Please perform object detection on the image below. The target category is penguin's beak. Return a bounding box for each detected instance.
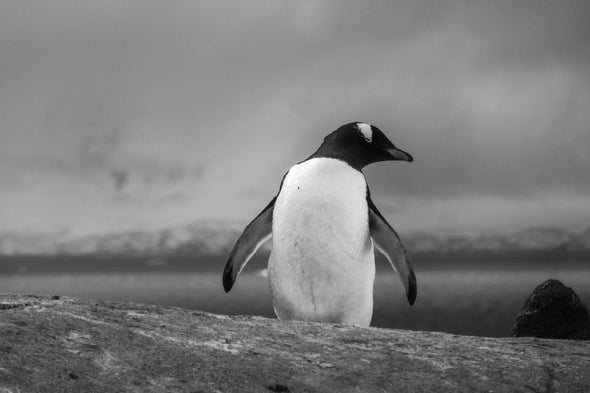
[385,146,413,162]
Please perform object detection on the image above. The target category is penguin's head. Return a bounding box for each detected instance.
[312,122,413,170]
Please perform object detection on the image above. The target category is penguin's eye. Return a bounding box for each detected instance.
[356,123,373,143]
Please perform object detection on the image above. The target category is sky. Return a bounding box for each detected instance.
[0,0,589,237]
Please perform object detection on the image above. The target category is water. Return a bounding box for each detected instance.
[1,255,588,337]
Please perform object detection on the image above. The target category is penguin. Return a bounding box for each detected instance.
[223,122,416,327]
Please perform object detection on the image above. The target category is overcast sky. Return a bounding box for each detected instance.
[1,0,589,236]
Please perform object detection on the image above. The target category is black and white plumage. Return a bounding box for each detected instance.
[223,122,416,326]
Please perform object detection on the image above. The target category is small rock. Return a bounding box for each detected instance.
[267,383,290,392]
[0,303,23,310]
[511,279,590,340]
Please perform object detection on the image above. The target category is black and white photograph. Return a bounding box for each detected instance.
[1,1,589,392]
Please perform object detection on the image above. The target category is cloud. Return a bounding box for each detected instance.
[361,64,590,202]
[109,169,129,191]
[0,0,589,234]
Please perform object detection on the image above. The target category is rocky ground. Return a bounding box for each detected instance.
[1,293,589,392]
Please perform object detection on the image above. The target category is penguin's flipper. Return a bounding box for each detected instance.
[367,196,417,305]
[223,197,275,293]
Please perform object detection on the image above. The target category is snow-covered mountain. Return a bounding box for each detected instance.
[0,223,589,256]
[0,232,63,255]
[405,227,585,253]
[0,221,242,256]
[58,221,247,256]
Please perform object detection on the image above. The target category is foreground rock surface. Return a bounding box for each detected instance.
[511,279,590,340]
[1,294,589,393]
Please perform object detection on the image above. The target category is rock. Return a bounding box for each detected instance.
[0,294,589,392]
[511,279,590,340]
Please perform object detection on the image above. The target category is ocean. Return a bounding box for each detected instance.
[1,253,588,337]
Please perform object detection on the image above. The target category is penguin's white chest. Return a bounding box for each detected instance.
[268,158,375,326]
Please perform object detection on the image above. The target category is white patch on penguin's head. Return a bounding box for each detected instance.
[356,123,372,142]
